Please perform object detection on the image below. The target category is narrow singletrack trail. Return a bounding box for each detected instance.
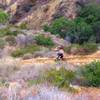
[21,51,100,66]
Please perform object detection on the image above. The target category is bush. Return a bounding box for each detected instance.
[65,44,82,54]
[35,34,54,46]
[80,61,100,87]
[44,17,71,38]
[43,24,49,32]
[0,79,6,87]
[5,36,16,46]
[73,18,93,44]
[11,45,40,57]
[92,21,100,43]
[28,80,40,87]
[64,43,97,55]
[0,39,6,49]
[82,43,97,53]
[0,59,20,78]
[0,10,9,23]
[79,4,100,25]
[19,22,28,29]
[44,17,93,44]
[45,67,76,88]
[0,28,19,37]
[78,4,100,43]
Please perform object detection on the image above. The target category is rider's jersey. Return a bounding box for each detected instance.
[57,49,64,54]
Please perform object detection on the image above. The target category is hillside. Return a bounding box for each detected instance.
[0,0,99,29]
[0,0,100,100]
[1,0,81,29]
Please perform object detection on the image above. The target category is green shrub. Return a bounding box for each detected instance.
[0,38,6,49]
[44,17,71,38]
[0,10,9,23]
[43,24,50,32]
[45,67,76,88]
[82,43,97,53]
[44,17,93,44]
[5,36,16,46]
[19,22,28,29]
[64,44,81,54]
[92,21,100,43]
[28,80,40,87]
[0,79,6,87]
[35,34,54,46]
[0,27,19,37]
[11,45,40,57]
[80,61,100,87]
[64,43,97,55]
[79,4,100,25]
[78,4,100,43]
[92,21,100,33]
[73,18,93,44]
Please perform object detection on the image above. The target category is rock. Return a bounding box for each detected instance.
[6,0,77,29]
[25,34,35,46]
[16,34,26,47]
[33,51,45,58]
[65,36,71,44]
[22,4,33,13]
[50,34,70,46]
[22,53,33,60]
[33,49,56,58]
[69,84,81,92]
[0,25,7,29]
[16,34,35,47]
[70,47,78,55]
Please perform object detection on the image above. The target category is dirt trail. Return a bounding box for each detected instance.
[21,51,100,66]
[20,51,100,99]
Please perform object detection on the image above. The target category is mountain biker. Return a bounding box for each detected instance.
[56,46,64,60]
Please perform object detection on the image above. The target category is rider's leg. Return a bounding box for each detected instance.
[58,53,63,60]
[60,54,64,60]
[56,53,61,60]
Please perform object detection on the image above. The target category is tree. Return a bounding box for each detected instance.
[79,4,100,24]
[81,61,100,87]
[44,17,93,44]
[92,21,100,43]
